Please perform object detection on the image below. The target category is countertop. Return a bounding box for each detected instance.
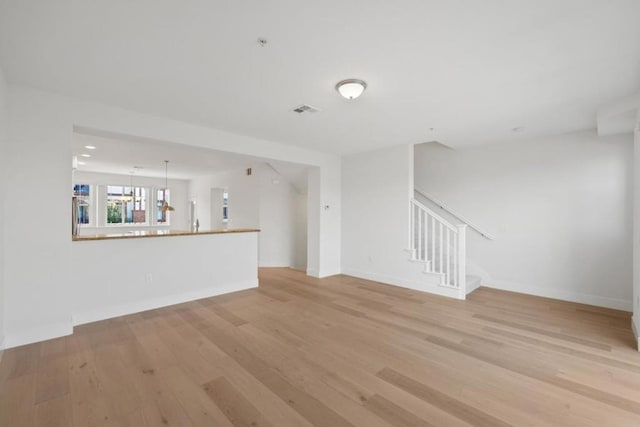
[72,228,260,242]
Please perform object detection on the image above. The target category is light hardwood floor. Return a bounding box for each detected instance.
[2,268,640,426]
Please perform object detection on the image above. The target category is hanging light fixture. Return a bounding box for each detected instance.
[123,172,134,202]
[161,160,175,213]
[336,79,367,100]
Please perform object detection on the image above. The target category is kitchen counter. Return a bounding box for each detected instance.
[72,228,260,241]
[70,227,259,325]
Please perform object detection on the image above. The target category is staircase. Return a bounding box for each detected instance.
[409,198,481,299]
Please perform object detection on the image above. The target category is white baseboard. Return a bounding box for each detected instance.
[342,268,464,300]
[306,268,340,278]
[466,279,481,295]
[3,321,73,350]
[484,279,632,311]
[317,268,341,278]
[633,316,640,352]
[72,278,258,326]
[259,261,291,268]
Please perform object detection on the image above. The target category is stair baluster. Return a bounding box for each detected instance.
[409,199,467,291]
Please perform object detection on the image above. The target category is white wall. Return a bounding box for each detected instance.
[341,145,447,295]
[189,169,259,230]
[634,123,640,348]
[415,130,634,310]
[291,191,308,271]
[258,165,293,267]
[307,168,321,276]
[306,164,342,277]
[0,66,8,351]
[4,87,74,347]
[73,171,189,234]
[71,232,258,325]
[189,164,307,269]
[2,85,340,348]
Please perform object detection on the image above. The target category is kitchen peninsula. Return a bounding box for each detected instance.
[70,228,260,326]
[73,228,260,241]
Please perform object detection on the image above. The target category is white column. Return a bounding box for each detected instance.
[307,160,342,278]
[633,118,640,351]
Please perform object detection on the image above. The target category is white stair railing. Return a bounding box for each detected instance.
[410,199,466,290]
[414,187,494,240]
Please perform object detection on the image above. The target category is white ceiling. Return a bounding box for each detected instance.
[3,1,640,154]
[72,131,310,192]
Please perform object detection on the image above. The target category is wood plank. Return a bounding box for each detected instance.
[35,355,70,404]
[203,376,275,427]
[157,366,234,426]
[473,313,612,351]
[377,367,512,427]
[425,335,640,416]
[364,394,435,427]
[0,373,36,426]
[198,321,356,427]
[1,268,640,426]
[34,394,73,427]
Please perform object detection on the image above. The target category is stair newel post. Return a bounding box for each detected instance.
[456,224,467,293]
[409,201,414,260]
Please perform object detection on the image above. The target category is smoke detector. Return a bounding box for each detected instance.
[292,104,321,114]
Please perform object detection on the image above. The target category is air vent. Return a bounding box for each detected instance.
[292,104,321,114]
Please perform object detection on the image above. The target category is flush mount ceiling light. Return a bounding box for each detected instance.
[81,153,91,158]
[336,79,367,100]
[84,145,96,150]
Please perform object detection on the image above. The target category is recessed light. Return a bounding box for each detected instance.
[81,153,91,158]
[84,145,96,150]
[336,79,367,100]
[77,161,86,166]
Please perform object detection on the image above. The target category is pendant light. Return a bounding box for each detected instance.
[161,160,175,213]
[123,172,134,202]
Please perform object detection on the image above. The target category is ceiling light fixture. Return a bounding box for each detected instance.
[81,153,91,158]
[84,145,96,150]
[77,161,86,166]
[336,79,367,100]
[124,173,134,202]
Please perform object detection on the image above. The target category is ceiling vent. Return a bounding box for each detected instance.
[292,104,321,114]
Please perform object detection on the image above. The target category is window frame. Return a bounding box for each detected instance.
[72,183,173,229]
[73,184,94,227]
[155,187,172,226]
[105,184,150,227]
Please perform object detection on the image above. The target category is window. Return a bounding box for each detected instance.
[156,188,170,224]
[107,185,147,225]
[73,184,90,224]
